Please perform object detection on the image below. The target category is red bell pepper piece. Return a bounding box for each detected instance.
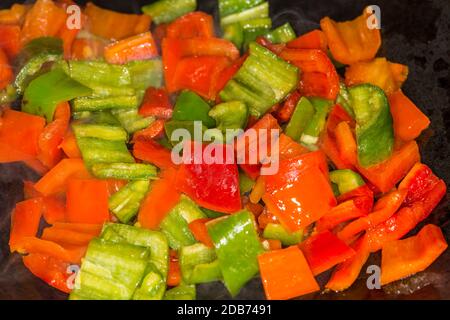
[104,31,158,65]
[34,158,91,196]
[278,134,310,160]
[256,37,286,55]
[133,138,174,170]
[173,55,231,100]
[274,91,302,123]
[188,218,214,248]
[325,235,370,291]
[138,167,181,229]
[176,142,241,214]
[239,163,261,180]
[258,246,320,300]
[299,230,355,275]
[388,90,430,142]
[66,179,110,224]
[23,253,72,293]
[166,12,214,39]
[9,198,43,252]
[41,224,100,246]
[335,121,358,166]
[213,55,247,100]
[356,140,420,193]
[279,48,340,100]
[167,250,181,287]
[367,179,447,252]
[398,163,440,206]
[37,102,71,168]
[315,199,368,232]
[51,222,103,235]
[380,224,448,285]
[263,152,336,232]
[287,30,328,51]
[59,130,82,159]
[42,195,66,224]
[0,25,21,59]
[337,189,407,243]
[133,119,166,142]
[139,87,173,120]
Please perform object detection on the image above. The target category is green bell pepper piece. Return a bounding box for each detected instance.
[221,2,269,26]
[209,101,248,134]
[126,60,163,90]
[164,120,207,146]
[0,85,18,105]
[201,208,226,219]
[219,0,265,18]
[223,23,244,49]
[22,68,91,121]
[72,123,128,141]
[101,223,169,280]
[133,264,166,300]
[91,163,158,180]
[179,243,221,284]
[263,223,303,246]
[300,97,333,145]
[264,22,297,44]
[160,195,207,250]
[207,210,264,296]
[109,180,150,223]
[220,42,298,118]
[75,137,134,166]
[67,60,131,88]
[336,82,355,118]
[73,110,121,126]
[239,171,255,194]
[164,284,196,300]
[348,84,394,167]
[142,0,196,24]
[172,91,216,128]
[329,169,365,195]
[111,108,155,134]
[285,96,315,141]
[72,95,139,112]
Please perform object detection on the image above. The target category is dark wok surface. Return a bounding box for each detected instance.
[0,0,449,300]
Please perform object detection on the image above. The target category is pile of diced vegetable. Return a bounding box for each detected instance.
[0,0,447,300]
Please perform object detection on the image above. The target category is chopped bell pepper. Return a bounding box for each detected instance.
[164,284,196,300]
[85,2,151,40]
[263,152,336,232]
[279,48,340,100]
[315,199,369,232]
[219,0,265,18]
[0,25,21,59]
[9,198,43,252]
[285,96,315,141]
[207,210,264,296]
[91,163,158,180]
[299,230,355,275]
[133,264,166,300]
[66,179,110,224]
[300,98,333,145]
[142,0,196,24]
[0,4,28,25]
[209,101,248,134]
[258,245,320,300]
[139,87,173,120]
[104,32,158,65]
[220,2,269,26]
[264,23,296,44]
[176,142,241,214]
[188,218,214,248]
[398,163,440,206]
[41,194,66,224]
[133,139,174,170]
[320,7,381,65]
[274,90,301,123]
[220,42,298,118]
[109,180,150,223]
[166,11,214,39]
[111,108,155,134]
[348,84,394,167]
[23,68,92,122]
[172,90,216,128]
[336,82,355,118]
[179,243,221,284]
[263,223,303,246]
[287,29,327,51]
[380,224,448,285]
[0,48,13,91]
[329,169,365,195]
[72,95,139,113]
[345,58,409,96]
[239,171,255,194]
[60,130,82,159]
[334,121,358,166]
[41,225,99,246]
[388,90,430,142]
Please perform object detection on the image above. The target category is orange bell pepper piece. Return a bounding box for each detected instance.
[367,179,446,253]
[388,90,430,142]
[23,253,72,293]
[356,140,420,193]
[334,121,357,166]
[0,25,21,59]
[345,58,409,95]
[381,224,448,285]
[166,12,214,39]
[337,189,407,243]
[20,0,66,45]
[315,199,368,232]
[41,225,100,246]
[0,4,28,25]
[133,138,175,170]
[9,198,44,252]
[84,2,151,40]
[326,235,370,291]
[320,7,381,65]
[0,48,13,90]
[188,218,214,248]
[263,154,336,232]
[37,102,71,168]
[258,246,320,300]
[167,251,181,287]
[59,130,82,159]
[398,163,440,206]
[34,158,91,196]
[138,167,181,229]
[42,195,66,224]
[265,239,282,251]
[51,222,103,235]
[249,176,265,204]
[299,230,355,275]
[71,38,106,60]
[257,208,279,230]
[0,109,46,159]
[66,179,110,224]
[277,133,309,160]
[104,31,158,65]
[287,30,328,51]
[139,87,173,119]
[279,48,340,100]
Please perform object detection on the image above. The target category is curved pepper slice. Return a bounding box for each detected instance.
[166,11,215,39]
[349,84,394,167]
[104,32,158,65]
[398,163,440,206]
